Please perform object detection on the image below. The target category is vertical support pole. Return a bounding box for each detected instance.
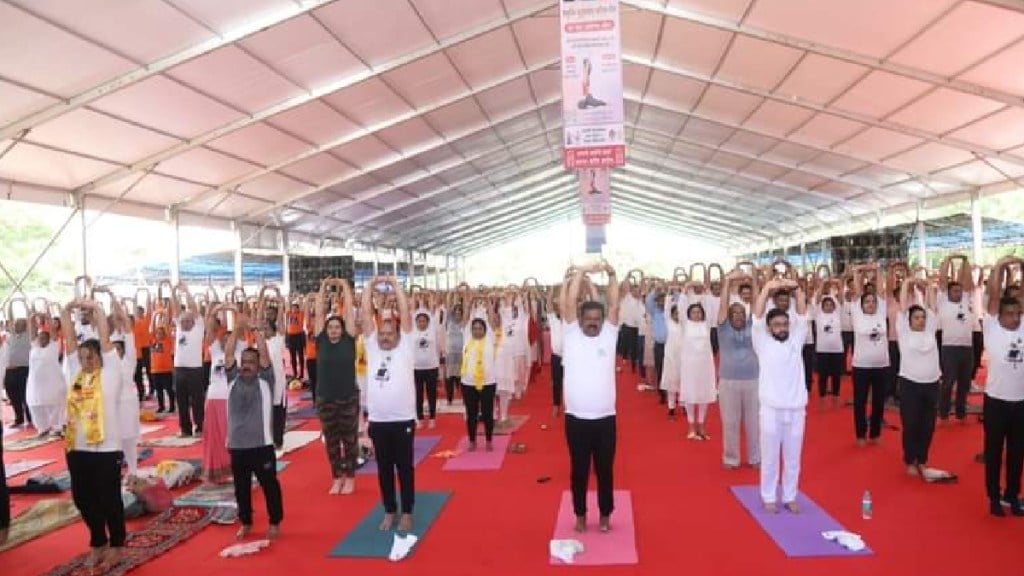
[445,254,451,290]
[800,242,807,273]
[372,245,379,277]
[408,249,414,290]
[916,220,927,269]
[281,230,291,294]
[169,208,181,285]
[78,193,88,277]
[232,222,243,287]
[971,191,984,264]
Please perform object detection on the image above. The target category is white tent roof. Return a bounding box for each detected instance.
[2,0,1024,255]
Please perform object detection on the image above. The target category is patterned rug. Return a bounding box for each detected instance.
[42,506,214,576]
[5,458,56,479]
[139,436,202,448]
[5,435,60,451]
[0,499,81,553]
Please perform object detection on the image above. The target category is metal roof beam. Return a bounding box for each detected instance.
[420,196,579,252]
[453,210,576,255]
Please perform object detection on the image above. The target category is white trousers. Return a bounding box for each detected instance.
[759,406,805,504]
[28,403,63,433]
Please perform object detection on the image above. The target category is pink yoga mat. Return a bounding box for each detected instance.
[442,436,511,471]
[550,490,638,566]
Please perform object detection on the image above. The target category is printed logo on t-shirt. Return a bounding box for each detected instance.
[823,323,834,334]
[214,360,225,375]
[1007,339,1022,369]
[178,335,187,346]
[152,341,164,353]
[869,326,882,343]
[418,338,428,349]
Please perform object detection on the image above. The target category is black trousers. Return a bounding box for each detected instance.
[983,395,1024,503]
[367,420,416,515]
[286,333,306,380]
[972,331,984,381]
[3,366,30,425]
[230,445,283,526]
[899,378,938,466]
[817,352,844,398]
[551,354,564,407]
[565,414,616,518]
[152,372,175,412]
[887,341,901,402]
[654,342,666,402]
[414,368,439,420]
[853,367,888,440]
[619,325,639,370]
[67,451,125,548]
[272,404,286,448]
[0,423,9,530]
[444,376,459,404]
[841,331,854,372]
[710,327,719,356]
[174,367,206,436]
[636,335,646,379]
[940,346,974,420]
[134,346,151,401]
[306,358,318,400]
[802,344,815,393]
[202,361,212,392]
[462,384,496,443]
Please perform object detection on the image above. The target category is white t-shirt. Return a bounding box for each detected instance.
[207,341,229,400]
[173,320,205,368]
[897,311,941,383]
[938,292,974,347]
[547,313,563,356]
[27,341,65,406]
[840,300,854,332]
[562,321,618,419]
[364,332,417,422]
[752,312,808,410]
[117,331,138,402]
[620,295,643,328]
[815,308,844,353]
[267,335,286,405]
[69,349,124,452]
[852,300,889,368]
[983,313,1024,402]
[413,317,440,370]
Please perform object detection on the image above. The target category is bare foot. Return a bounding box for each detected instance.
[551,406,559,418]
[485,441,493,452]
[267,524,281,540]
[340,477,355,495]
[468,442,477,452]
[102,546,124,568]
[379,513,395,531]
[574,516,587,533]
[906,465,920,476]
[236,524,252,540]
[867,438,880,446]
[599,516,610,532]
[398,513,413,532]
[856,439,867,448]
[764,502,779,514]
[783,501,801,514]
[329,478,343,495]
[0,528,8,546]
[85,547,105,568]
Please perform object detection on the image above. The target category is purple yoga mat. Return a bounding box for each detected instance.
[730,485,873,557]
[357,435,441,476]
[550,490,638,566]
[442,436,511,471]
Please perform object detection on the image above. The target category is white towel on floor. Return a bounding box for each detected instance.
[549,539,585,563]
[389,534,419,562]
[822,530,866,552]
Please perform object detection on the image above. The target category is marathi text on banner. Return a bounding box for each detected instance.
[560,0,625,169]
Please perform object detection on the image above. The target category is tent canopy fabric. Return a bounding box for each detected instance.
[2,0,1023,255]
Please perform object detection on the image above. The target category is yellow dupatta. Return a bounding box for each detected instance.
[66,368,105,450]
[461,331,502,391]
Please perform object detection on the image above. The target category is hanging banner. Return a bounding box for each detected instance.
[560,0,626,169]
[579,167,611,225]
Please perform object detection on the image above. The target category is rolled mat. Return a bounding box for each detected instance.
[358,435,441,476]
[549,490,638,566]
[730,485,873,557]
[42,506,215,576]
[328,491,451,559]
[442,436,511,471]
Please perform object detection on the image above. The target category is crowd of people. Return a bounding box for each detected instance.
[1,253,1023,568]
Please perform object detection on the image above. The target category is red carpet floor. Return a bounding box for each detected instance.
[2,362,1018,576]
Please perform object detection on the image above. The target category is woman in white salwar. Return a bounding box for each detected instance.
[493,310,517,424]
[660,298,683,418]
[27,314,66,437]
[107,296,141,477]
[680,297,717,440]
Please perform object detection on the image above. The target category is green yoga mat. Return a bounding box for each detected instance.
[328,491,451,559]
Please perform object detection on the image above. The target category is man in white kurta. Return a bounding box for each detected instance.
[752,281,809,513]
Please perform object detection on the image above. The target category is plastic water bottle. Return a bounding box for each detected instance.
[861,490,873,520]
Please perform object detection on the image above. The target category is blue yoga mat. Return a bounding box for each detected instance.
[328,490,451,559]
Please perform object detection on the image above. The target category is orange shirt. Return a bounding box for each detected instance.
[305,332,317,360]
[150,334,173,374]
[133,316,151,355]
[286,310,305,335]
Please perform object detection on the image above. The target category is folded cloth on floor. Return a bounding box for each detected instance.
[220,540,271,558]
[389,534,419,562]
[550,539,585,564]
[822,530,866,552]
[921,467,958,484]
